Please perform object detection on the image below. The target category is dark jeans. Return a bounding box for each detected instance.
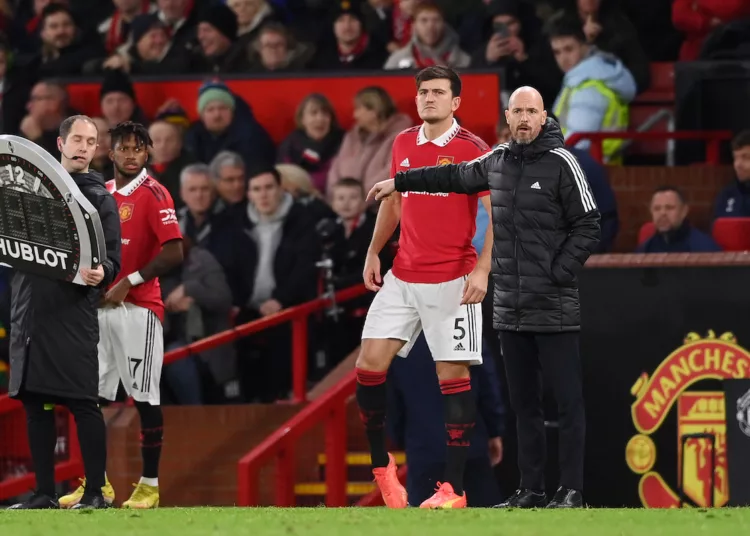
[499,330,585,491]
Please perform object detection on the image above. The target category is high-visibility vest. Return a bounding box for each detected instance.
[553,79,629,164]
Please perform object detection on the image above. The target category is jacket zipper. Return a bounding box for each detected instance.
[513,158,523,331]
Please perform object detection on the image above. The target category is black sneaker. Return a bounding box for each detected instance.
[7,492,59,509]
[71,493,110,510]
[493,488,547,508]
[546,486,583,508]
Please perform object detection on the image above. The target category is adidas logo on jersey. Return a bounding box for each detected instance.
[454,342,465,351]
[400,158,410,167]
[531,182,541,190]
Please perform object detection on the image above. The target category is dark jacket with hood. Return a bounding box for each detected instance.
[394,119,600,332]
[9,171,121,400]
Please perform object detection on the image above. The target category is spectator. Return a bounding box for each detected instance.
[29,3,105,77]
[326,86,412,195]
[276,163,336,223]
[19,80,70,159]
[99,68,149,128]
[636,186,721,253]
[672,0,750,61]
[0,36,34,136]
[90,117,114,180]
[277,93,344,195]
[559,0,651,94]
[101,14,190,75]
[361,0,394,52]
[161,236,237,405]
[713,130,750,219]
[192,2,250,74]
[97,0,156,55]
[228,0,280,49]
[495,115,511,146]
[232,168,319,401]
[249,22,314,72]
[470,0,561,108]
[209,150,247,211]
[390,0,416,52]
[184,79,276,170]
[311,2,387,70]
[148,115,196,207]
[384,2,470,70]
[154,0,199,66]
[387,333,505,507]
[548,16,636,163]
[177,163,254,306]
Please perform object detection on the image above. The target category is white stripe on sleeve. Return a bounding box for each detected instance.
[551,148,596,213]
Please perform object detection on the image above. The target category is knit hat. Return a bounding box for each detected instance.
[130,13,166,46]
[333,0,365,25]
[486,0,521,18]
[197,79,235,114]
[199,2,239,42]
[155,104,191,130]
[100,68,135,101]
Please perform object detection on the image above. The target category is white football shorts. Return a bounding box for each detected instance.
[361,270,482,365]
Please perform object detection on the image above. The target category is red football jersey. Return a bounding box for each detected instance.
[390,120,490,284]
[106,170,182,322]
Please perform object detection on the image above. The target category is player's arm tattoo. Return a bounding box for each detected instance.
[137,239,184,283]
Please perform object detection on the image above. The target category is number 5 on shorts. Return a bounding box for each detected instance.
[453,318,466,341]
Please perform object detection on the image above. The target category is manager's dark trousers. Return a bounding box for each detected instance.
[499,331,585,492]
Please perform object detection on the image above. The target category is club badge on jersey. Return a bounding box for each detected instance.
[0,135,107,284]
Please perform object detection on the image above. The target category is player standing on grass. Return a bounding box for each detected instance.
[356,66,497,509]
[59,122,183,509]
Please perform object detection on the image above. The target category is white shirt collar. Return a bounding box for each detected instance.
[116,168,148,196]
[416,119,460,147]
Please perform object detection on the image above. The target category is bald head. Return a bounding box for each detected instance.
[505,86,546,145]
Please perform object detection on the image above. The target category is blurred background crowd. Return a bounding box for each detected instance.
[0,0,748,409]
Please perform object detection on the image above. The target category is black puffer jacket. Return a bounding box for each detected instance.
[394,119,600,332]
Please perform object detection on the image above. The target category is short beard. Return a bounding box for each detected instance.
[513,136,532,145]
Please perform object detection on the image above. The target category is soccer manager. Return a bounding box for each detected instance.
[368,87,600,509]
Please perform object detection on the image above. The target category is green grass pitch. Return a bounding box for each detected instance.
[2,507,750,536]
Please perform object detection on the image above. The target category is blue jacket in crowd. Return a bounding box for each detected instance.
[635,222,721,253]
[386,333,506,464]
[714,179,750,219]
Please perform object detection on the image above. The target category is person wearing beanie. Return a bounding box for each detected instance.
[184,79,276,170]
[311,1,387,70]
[191,1,250,74]
[99,68,146,128]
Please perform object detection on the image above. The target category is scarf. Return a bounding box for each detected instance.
[105,0,152,53]
[338,33,369,64]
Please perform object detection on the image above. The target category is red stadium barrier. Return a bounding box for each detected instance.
[64,72,500,145]
[0,284,368,502]
[565,130,734,165]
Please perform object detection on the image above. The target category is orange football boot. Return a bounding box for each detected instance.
[372,453,407,508]
[419,482,467,509]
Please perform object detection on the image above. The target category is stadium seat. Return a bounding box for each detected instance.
[711,218,750,251]
[638,222,656,245]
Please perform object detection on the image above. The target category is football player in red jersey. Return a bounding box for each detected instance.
[355,66,497,509]
[60,122,183,510]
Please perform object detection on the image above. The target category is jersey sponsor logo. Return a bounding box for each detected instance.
[625,330,750,508]
[121,238,130,245]
[409,191,449,198]
[120,203,134,222]
[160,208,177,225]
[437,155,454,165]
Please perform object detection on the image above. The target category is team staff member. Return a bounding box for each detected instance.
[368,87,600,509]
[8,115,122,510]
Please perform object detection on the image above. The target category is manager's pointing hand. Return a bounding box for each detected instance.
[367,179,397,202]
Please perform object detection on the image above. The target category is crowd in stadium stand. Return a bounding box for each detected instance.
[0,0,749,404]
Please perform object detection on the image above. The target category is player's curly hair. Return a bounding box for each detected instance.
[109,121,153,149]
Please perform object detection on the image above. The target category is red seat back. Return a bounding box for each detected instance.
[638,222,656,244]
[712,218,750,251]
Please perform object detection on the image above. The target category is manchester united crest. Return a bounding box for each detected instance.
[119,203,134,222]
[436,155,454,165]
